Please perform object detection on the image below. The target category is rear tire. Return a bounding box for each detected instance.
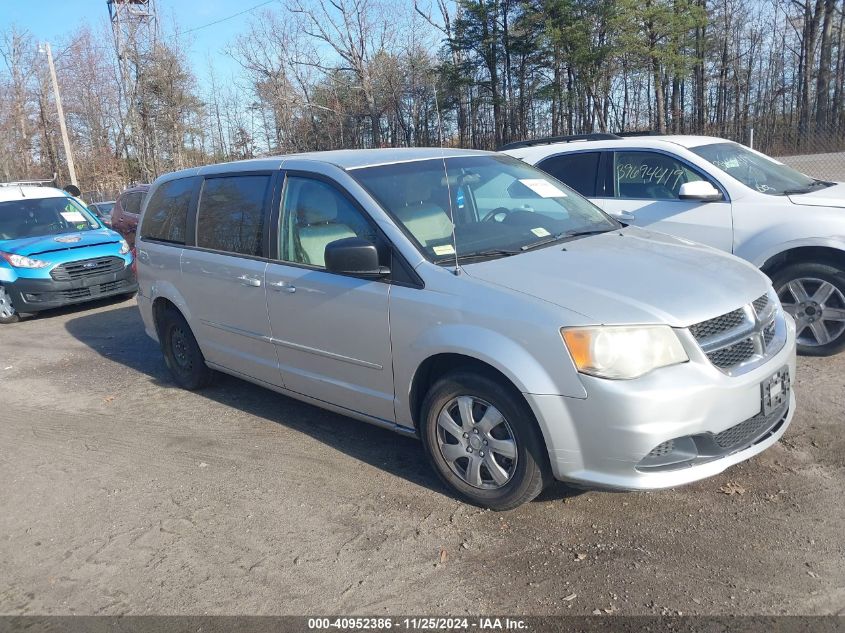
[0,285,20,324]
[420,371,552,510]
[158,307,213,390]
[772,262,845,357]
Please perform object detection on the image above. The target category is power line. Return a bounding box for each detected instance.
[183,0,278,34]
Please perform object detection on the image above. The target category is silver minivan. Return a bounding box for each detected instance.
[136,148,797,510]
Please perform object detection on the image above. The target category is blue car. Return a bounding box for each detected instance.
[0,185,138,324]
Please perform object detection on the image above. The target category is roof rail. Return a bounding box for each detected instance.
[615,130,661,137]
[498,133,622,151]
[0,174,57,188]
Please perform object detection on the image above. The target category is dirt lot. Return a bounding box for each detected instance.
[0,296,843,616]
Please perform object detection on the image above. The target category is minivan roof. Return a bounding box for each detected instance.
[157,147,496,184]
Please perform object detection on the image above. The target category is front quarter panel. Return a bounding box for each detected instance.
[731,200,845,268]
[390,264,589,430]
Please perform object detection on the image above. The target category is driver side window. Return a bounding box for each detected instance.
[614,151,707,200]
[280,177,377,269]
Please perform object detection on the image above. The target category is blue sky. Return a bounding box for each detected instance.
[2,0,280,90]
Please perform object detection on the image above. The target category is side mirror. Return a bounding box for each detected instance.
[324,237,389,277]
[678,181,722,202]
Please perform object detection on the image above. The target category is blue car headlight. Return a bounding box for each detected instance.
[0,251,51,269]
[119,239,130,255]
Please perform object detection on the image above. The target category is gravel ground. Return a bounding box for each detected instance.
[0,297,843,616]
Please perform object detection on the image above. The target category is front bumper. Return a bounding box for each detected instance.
[6,264,137,313]
[526,316,797,490]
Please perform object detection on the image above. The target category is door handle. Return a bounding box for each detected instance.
[268,280,296,293]
[237,275,262,287]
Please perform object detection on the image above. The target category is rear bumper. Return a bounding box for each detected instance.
[6,265,137,313]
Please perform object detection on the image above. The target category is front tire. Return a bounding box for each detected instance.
[158,307,214,390]
[772,262,845,356]
[420,371,551,510]
[0,285,20,324]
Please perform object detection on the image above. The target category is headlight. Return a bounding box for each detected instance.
[119,239,130,255]
[0,251,51,269]
[561,325,688,379]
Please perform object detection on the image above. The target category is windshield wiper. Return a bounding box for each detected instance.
[519,228,613,251]
[782,180,834,195]
[455,249,521,262]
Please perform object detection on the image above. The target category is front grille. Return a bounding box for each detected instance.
[752,294,769,315]
[713,402,788,449]
[62,287,91,300]
[638,401,790,472]
[763,321,776,346]
[50,256,125,281]
[689,293,783,374]
[707,338,756,368]
[689,308,746,340]
[646,439,675,458]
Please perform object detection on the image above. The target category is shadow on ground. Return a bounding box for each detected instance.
[65,304,581,506]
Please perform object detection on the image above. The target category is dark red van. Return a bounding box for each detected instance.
[110,184,149,247]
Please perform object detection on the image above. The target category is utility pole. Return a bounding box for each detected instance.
[40,42,77,187]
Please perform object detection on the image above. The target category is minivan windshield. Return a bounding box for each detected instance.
[691,142,831,196]
[0,196,100,241]
[352,154,618,262]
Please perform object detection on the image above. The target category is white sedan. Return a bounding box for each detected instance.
[504,134,845,356]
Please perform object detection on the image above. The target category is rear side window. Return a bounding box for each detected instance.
[140,178,194,244]
[196,175,271,257]
[121,192,143,216]
[537,152,600,197]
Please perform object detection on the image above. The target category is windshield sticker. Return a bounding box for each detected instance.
[519,179,567,198]
[433,244,456,256]
[531,227,551,237]
[60,211,86,223]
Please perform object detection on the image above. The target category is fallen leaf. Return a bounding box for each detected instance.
[562,593,577,602]
[103,395,115,403]
[575,553,587,561]
[439,548,448,563]
[719,482,746,495]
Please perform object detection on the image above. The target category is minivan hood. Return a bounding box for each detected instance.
[788,182,845,207]
[463,227,769,327]
[0,229,120,257]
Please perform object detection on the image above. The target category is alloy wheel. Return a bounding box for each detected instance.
[778,277,845,347]
[435,396,518,490]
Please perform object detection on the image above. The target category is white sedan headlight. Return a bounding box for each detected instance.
[0,251,51,269]
[561,325,688,379]
[119,239,130,255]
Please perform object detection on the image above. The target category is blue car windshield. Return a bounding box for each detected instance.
[0,196,100,240]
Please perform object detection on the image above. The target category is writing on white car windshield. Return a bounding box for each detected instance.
[352,154,618,263]
[691,142,833,196]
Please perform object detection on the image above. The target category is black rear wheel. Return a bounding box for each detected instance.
[158,308,213,390]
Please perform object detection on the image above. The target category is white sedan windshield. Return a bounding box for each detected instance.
[352,155,618,262]
[691,142,828,196]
